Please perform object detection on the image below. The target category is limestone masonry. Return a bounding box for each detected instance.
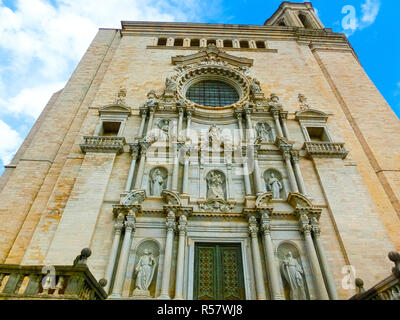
[0,2,399,300]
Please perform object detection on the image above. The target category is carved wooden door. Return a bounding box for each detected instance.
[194,243,245,300]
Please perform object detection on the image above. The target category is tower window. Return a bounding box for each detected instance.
[191,39,200,47]
[278,19,286,26]
[174,38,183,46]
[256,41,266,49]
[207,39,217,46]
[157,38,167,46]
[223,40,233,48]
[239,40,249,48]
[299,13,313,29]
[186,80,239,107]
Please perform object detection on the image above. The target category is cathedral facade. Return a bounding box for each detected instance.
[1,2,400,300]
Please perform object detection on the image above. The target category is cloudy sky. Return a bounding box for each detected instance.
[0,0,398,173]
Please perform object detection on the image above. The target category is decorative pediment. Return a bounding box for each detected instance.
[198,199,235,213]
[121,190,146,206]
[171,44,253,68]
[162,190,182,206]
[255,192,273,208]
[295,109,328,122]
[287,192,313,209]
[99,104,131,117]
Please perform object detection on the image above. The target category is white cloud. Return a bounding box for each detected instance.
[0,119,23,165]
[360,0,381,27]
[341,0,380,37]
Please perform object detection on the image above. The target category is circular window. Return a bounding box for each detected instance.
[186,80,239,107]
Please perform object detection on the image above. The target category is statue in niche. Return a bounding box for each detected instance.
[207,171,226,200]
[280,251,307,300]
[134,249,156,292]
[266,173,283,199]
[165,77,177,92]
[145,90,158,109]
[208,124,222,149]
[151,169,165,196]
[250,78,261,94]
[267,93,283,109]
[157,119,170,140]
[256,122,274,142]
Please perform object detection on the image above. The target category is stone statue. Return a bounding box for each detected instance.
[250,78,261,94]
[280,251,307,300]
[134,249,156,292]
[298,93,310,110]
[145,90,158,109]
[267,93,283,109]
[208,124,221,149]
[256,123,273,142]
[267,173,282,199]
[165,77,177,91]
[157,119,170,140]
[207,171,225,200]
[151,169,165,196]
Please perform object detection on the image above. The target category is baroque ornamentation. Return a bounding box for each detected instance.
[199,199,235,213]
[298,93,310,110]
[162,190,182,206]
[280,250,307,300]
[256,122,274,143]
[121,190,145,206]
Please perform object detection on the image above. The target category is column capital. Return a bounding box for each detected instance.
[186,109,193,118]
[124,215,136,233]
[129,143,140,158]
[114,213,125,235]
[311,216,321,237]
[279,111,288,121]
[291,149,300,162]
[248,216,259,237]
[166,211,177,232]
[140,107,148,116]
[270,107,280,119]
[139,141,151,155]
[260,209,273,234]
[235,109,243,119]
[298,211,312,235]
[178,215,188,235]
[244,107,253,117]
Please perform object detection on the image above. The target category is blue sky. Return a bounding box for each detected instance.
[0,0,398,175]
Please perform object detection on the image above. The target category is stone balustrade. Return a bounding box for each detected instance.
[350,252,400,300]
[0,249,107,300]
[80,136,125,154]
[304,141,348,159]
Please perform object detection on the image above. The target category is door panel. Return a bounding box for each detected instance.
[194,243,245,300]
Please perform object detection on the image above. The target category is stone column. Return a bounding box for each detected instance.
[244,108,254,142]
[147,107,155,133]
[311,218,339,300]
[104,213,125,294]
[260,210,282,300]
[134,142,149,190]
[124,143,140,192]
[242,147,252,196]
[280,112,290,140]
[111,214,136,297]
[227,164,233,200]
[174,215,187,300]
[291,150,307,195]
[298,212,329,300]
[249,216,267,300]
[138,107,148,138]
[185,110,192,140]
[171,143,182,192]
[182,150,190,195]
[283,150,299,193]
[235,110,244,142]
[253,146,264,195]
[177,107,184,140]
[158,211,176,299]
[271,109,284,137]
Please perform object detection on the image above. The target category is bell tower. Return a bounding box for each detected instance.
[264,1,324,29]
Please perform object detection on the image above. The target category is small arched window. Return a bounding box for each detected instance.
[298,13,313,29]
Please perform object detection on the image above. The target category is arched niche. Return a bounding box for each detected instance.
[264,169,286,199]
[256,122,275,143]
[206,170,227,201]
[149,167,168,197]
[130,239,160,298]
[277,242,309,300]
